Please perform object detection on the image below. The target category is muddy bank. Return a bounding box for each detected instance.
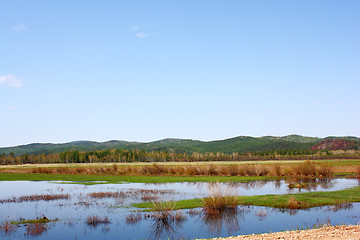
[205,225,360,240]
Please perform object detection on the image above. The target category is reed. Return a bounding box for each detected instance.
[86,216,110,227]
[0,194,70,204]
[126,213,142,225]
[316,164,333,177]
[272,163,282,176]
[0,222,16,234]
[201,184,239,215]
[112,163,118,172]
[151,201,175,220]
[87,191,126,199]
[25,223,47,236]
[290,160,317,177]
[287,197,303,209]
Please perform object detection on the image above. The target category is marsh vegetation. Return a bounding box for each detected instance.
[0,161,359,239]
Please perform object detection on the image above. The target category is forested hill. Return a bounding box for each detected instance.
[1,135,359,156]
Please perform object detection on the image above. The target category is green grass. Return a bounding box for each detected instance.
[10,218,58,225]
[133,186,360,210]
[0,173,274,184]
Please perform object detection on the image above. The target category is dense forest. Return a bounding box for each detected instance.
[1,148,359,165]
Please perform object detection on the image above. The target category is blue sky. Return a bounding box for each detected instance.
[1,1,359,147]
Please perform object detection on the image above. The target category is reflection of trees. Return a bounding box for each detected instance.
[201,207,243,235]
[274,179,282,190]
[325,202,353,212]
[285,178,334,192]
[317,178,334,189]
[277,208,301,216]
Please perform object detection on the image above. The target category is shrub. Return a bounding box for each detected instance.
[316,164,333,177]
[256,165,270,176]
[287,197,302,209]
[201,184,239,215]
[272,163,282,176]
[207,164,218,176]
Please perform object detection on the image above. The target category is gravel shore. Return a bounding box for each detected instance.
[203,225,360,240]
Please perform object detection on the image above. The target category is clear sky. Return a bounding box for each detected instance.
[1,1,359,147]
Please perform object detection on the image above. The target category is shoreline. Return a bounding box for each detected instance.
[203,225,360,240]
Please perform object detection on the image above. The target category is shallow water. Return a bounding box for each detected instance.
[0,178,359,240]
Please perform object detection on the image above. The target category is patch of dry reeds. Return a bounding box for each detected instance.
[25,223,47,236]
[290,160,317,177]
[87,191,126,199]
[86,216,110,227]
[0,194,70,204]
[272,163,282,176]
[151,202,175,220]
[126,213,142,225]
[201,184,239,215]
[141,163,164,175]
[112,163,118,172]
[0,222,16,234]
[287,197,302,209]
[255,165,270,176]
[316,164,333,177]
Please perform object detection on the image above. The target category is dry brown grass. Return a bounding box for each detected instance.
[0,194,70,204]
[86,216,110,227]
[25,223,47,236]
[201,184,239,215]
[316,164,333,177]
[141,163,165,175]
[126,213,142,225]
[289,160,317,177]
[0,222,16,234]
[151,202,176,220]
[87,191,126,199]
[173,211,186,223]
[2,160,357,177]
[287,197,303,209]
[272,163,282,176]
[112,163,118,172]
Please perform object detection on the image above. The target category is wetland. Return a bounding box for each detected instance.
[1,177,359,240]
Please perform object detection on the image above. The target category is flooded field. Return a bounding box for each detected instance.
[0,178,359,240]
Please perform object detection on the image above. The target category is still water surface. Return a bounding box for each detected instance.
[0,178,359,240]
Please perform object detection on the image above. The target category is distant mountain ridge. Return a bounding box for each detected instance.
[1,135,359,156]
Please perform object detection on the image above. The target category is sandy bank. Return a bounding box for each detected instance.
[203,225,360,240]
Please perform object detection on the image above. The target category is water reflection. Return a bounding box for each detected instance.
[274,179,282,190]
[0,179,359,240]
[201,207,243,235]
[325,202,353,212]
[285,178,334,192]
[149,211,186,240]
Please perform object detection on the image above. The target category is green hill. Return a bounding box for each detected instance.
[1,135,359,156]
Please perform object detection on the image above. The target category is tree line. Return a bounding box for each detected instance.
[1,148,359,165]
